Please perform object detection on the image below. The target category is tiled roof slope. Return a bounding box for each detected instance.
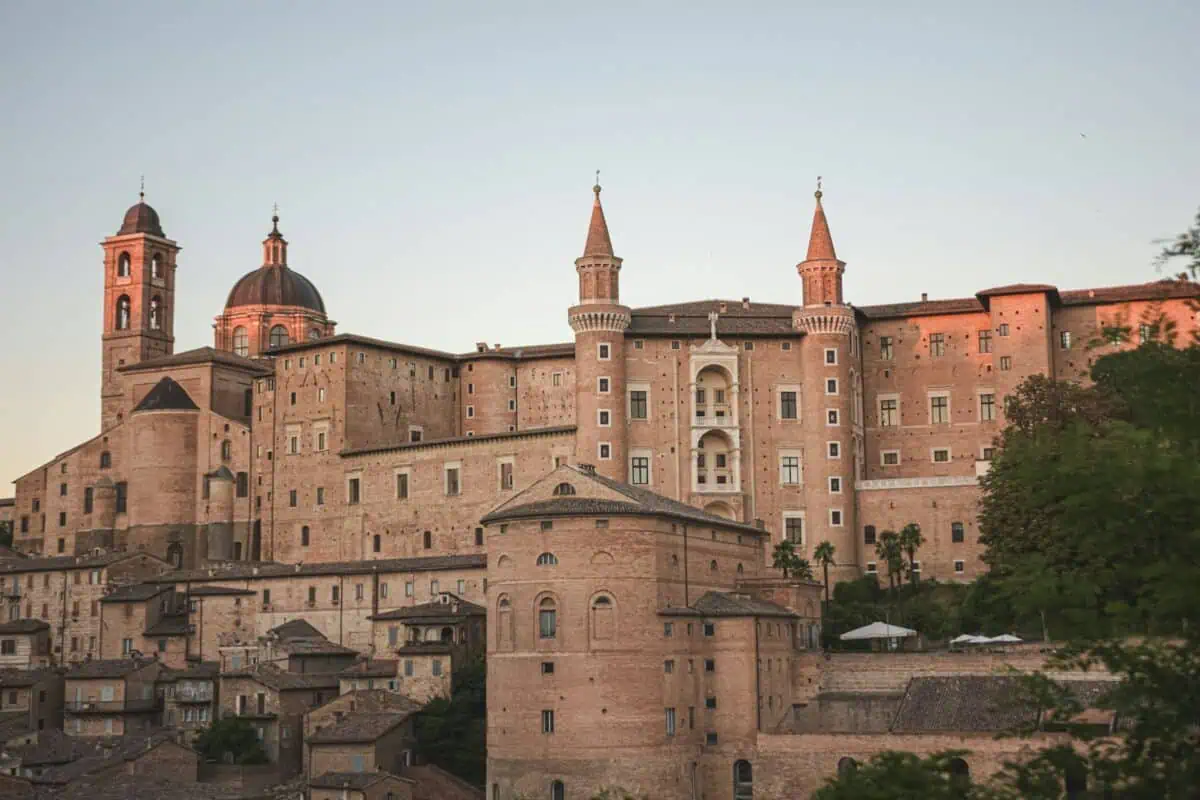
[660,590,798,619]
[890,676,1118,733]
[132,377,199,412]
[157,554,486,583]
[118,346,270,375]
[307,712,411,744]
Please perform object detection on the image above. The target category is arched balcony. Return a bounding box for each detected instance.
[691,428,741,494]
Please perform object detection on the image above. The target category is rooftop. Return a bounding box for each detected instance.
[370,593,484,622]
[158,553,486,583]
[0,618,50,634]
[342,424,574,458]
[337,659,399,679]
[309,771,411,790]
[118,346,270,375]
[308,712,411,745]
[131,377,200,412]
[65,657,157,680]
[101,583,171,603]
[659,590,798,619]
[0,550,166,576]
[223,664,339,692]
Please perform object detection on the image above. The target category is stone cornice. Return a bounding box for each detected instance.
[569,308,632,334]
[793,306,856,336]
[856,476,979,491]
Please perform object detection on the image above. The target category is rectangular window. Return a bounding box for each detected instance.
[445,467,460,496]
[998,323,1010,337]
[999,356,1012,371]
[499,462,513,491]
[779,456,801,486]
[695,388,706,406]
[410,427,423,442]
[83,488,93,514]
[982,446,996,461]
[541,662,555,675]
[664,622,674,637]
[951,522,965,543]
[347,477,361,505]
[929,333,945,357]
[236,472,248,497]
[289,435,299,454]
[824,347,837,365]
[866,562,877,574]
[316,487,324,505]
[630,456,650,486]
[665,707,677,736]
[880,336,894,360]
[933,448,951,463]
[598,377,610,393]
[551,372,562,386]
[664,659,675,674]
[825,378,838,395]
[542,709,555,734]
[598,443,611,460]
[598,410,611,426]
[540,608,557,639]
[864,525,876,545]
[829,476,841,493]
[475,527,484,546]
[703,622,715,637]
[828,441,840,459]
[405,581,414,597]
[979,393,996,421]
[705,696,717,710]
[785,515,803,544]
[978,329,992,353]
[1139,323,1152,343]
[629,390,648,419]
[830,509,843,526]
[58,512,66,527]
[288,489,297,507]
[827,409,839,426]
[879,397,898,427]
[598,343,610,360]
[317,431,326,451]
[777,393,796,422]
[930,395,949,424]
[954,560,965,574]
[1060,330,1071,349]
[466,406,475,418]
[432,659,443,676]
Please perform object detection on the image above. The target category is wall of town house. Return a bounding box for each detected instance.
[341,346,459,451]
[461,358,516,436]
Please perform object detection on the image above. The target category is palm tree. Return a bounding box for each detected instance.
[813,540,836,604]
[772,539,803,578]
[898,523,925,585]
[875,530,904,593]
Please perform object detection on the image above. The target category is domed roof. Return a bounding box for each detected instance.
[225,265,326,313]
[118,198,165,237]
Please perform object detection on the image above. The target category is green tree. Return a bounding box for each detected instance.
[414,656,486,785]
[192,717,268,765]
[898,523,924,585]
[772,539,813,580]
[812,751,980,799]
[0,521,12,549]
[874,531,904,593]
[814,540,836,604]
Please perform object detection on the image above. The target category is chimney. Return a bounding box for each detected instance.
[475,342,487,353]
[742,297,750,310]
[578,463,596,475]
[493,343,502,351]
[921,293,928,302]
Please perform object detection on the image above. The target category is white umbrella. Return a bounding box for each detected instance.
[840,621,918,641]
[950,634,978,644]
[989,634,1023,643]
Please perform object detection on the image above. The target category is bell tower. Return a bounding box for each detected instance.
[569,178,631,480]
[100,188,180,430]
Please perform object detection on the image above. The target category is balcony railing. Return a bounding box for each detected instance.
[174,689,214,703]
[65,697,160,714]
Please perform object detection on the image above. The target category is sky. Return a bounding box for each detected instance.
[1,1,1198,489]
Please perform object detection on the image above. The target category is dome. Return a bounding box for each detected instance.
[118,200,165,237]
[225,265,326,313]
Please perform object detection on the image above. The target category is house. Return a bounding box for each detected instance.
[0,668,63,744]
[303,689,421,776]
[0,620,51,669]
[307,712,417,781]
[63,657,162,736]
[370,593,484,703]
[309,770,414,800]
[263,619,359,675]
[337,659,399,695]
[219,663,338,777]
[98,583,191,665]
[28,730,198,790]
[161,661,219,742]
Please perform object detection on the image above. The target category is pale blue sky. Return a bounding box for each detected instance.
[2,1,1198,488]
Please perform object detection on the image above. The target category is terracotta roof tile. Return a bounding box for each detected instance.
[132,377,199,412]
[308,712,411,745]
[159,554,486,583]
[659,590,798,619]
[582,185,614,258]
[118,346,271,375]
[805,192,838,261]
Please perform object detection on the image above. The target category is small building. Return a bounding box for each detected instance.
[63,657,162,736]
[263,619,359,674]
[307,712,417,780]
[0,667,64,744]
[370,592,484,703]
[219,663,338,777]
[309,770,414,800]
[28,730,198,791]
[160,661,219,742]
[303,689,421,776]
[98,583,191,665]
[337,659,399,695]
[0,620,52,669]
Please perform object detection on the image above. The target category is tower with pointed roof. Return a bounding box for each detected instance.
[100,190,181,430]
[569,181,631,480]
[793,185,862,581]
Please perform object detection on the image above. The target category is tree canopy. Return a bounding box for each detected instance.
[414,656,486,785]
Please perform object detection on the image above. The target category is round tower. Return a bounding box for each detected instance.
[205,466,236,562]
[569,181,630,480]
[793,185,861,582]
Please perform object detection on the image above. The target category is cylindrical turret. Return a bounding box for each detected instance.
[205,466,235,562]
[128,377,200,561]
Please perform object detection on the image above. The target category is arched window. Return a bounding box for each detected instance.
[552,482,576,496]
[837,757,857,777]
[117,252,131,277]
[166,543,184,569]
[591,595,614,641]
[497,595,514,651]
[221,440,232,461]
[710,559,718,573]
[551,781,565,800]
[948,757,970,788]
[99,452,111,469]
[149,296,162,330]
[150,253,162,280]
[737,563,744,574]
[115,296,131,330]
[536,553,558,567]
[308,328,321,340]
[423,531,432,549]
[268,325,289,349]
[301,526,310,546]
[232,327,249,357]
[440,626,454,643]
[733,760,753,800]
[538,598,557,639]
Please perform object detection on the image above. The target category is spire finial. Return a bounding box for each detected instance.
[272,203,280,232]
[139,175,145,202]
[593,169,601,195]
[815,175,823,200]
